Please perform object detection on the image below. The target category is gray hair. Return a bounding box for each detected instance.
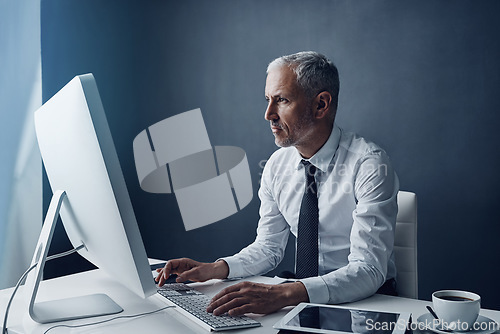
[267,51,340,110]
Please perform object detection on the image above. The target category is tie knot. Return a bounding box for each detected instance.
[301,160,317,178]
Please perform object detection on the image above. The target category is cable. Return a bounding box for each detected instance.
[2,244,85,334]
[42,305,175,334]
[45,244,86,262]
[2,263,37,334]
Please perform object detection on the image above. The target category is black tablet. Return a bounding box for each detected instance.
[273,303,411,334]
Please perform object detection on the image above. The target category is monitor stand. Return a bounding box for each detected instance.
[25,190,123,324]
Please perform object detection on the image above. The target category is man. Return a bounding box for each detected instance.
[156,51,399,317]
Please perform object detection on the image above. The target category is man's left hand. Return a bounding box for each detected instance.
[207,281,309,316]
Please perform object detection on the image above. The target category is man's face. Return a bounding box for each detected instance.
[264,66,315,148]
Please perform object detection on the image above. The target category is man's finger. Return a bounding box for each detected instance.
[161,261,172,280]
[227,303,254,316]
[176,271,192,282]
[164,259,187,279]
[210,283,242,303]
[212,296,248,316]
[207,290,244,313]
[156,269,166,287]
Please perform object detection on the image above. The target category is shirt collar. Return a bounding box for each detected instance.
[294,124,341,173]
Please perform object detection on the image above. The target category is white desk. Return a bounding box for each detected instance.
[1,268,500,333]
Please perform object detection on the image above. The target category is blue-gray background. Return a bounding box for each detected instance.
[41,0,500,309]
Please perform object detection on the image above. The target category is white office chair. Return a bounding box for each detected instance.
[394,191,418,299]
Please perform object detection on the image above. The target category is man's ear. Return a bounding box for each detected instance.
[313,91,332,120]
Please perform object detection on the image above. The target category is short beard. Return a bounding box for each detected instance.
[274,108,315,148]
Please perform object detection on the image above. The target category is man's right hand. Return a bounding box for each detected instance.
[155,258,229,287]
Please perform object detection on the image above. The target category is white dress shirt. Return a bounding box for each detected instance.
[221,125,399,304]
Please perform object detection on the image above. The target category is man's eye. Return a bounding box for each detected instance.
[277,97,288,103]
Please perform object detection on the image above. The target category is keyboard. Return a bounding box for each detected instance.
[157,283,261,331]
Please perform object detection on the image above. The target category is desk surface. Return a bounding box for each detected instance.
[1,267,499,334]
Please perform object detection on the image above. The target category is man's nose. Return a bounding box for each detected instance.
[265,101,278,121]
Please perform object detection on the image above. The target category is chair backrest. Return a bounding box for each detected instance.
[394,191,418,298]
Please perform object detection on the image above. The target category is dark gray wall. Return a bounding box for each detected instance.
[41,0,500,309]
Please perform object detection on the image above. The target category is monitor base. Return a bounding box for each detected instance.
[31,293,123,324]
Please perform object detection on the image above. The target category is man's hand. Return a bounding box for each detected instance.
[206,281,309,316]
[155,258,229,287]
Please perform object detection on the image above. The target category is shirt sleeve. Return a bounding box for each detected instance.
[300,150,399,304]
[220,158,290,278]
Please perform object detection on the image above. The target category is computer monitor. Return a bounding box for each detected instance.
[27,73,156,323]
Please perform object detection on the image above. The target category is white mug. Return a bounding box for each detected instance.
[432,290,481,332]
